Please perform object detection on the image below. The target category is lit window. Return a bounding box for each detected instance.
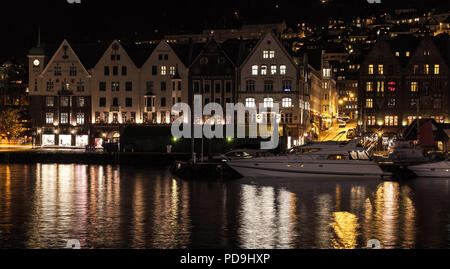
[252,65,258,75]
[264,98,274,108]
[434,65,440,75]
[60,113,69,125]
[385,116,398,126]
[366,98,373,108]
[368,65,374,75]
[261,65,268,75]
[280,65,287,75]
[245,98,256,108]
[367,116,376,126]
[46,113,54,124]
[161,66,167,76]
[377,81,384,92]
[366,82,373,92]
[269,50,275,59]
[424,64,430,75]
[378,65,384,75]
[77,113,85,125]
[271,65,277,75]
[388,81,396,92]
[282,98,292,108]
[263,50,269,59]
[406,51,410,57]
[170,66,176,76]
[411,82,419,92]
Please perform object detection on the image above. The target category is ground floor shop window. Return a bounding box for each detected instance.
[59,135,72,147]
[42,135,55,146]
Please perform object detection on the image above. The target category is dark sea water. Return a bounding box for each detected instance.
[0,164,448,249]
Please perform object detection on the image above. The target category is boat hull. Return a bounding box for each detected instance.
[227,160,386,179]
[408,161,450,178]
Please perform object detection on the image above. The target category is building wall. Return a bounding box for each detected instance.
[28,40,92,146]
[359,38,450,133]
[238,32,301,131]
[140,41,188,124]
[91,41,141,125]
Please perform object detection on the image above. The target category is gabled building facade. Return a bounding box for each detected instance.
[188,39,237,124]
[238,31,304,145]
[140,40,188,124]
[359,36,450,133]
[28,40,92,147]
[91,41,141,127]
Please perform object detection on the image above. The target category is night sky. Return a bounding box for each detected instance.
[1,0,449,62]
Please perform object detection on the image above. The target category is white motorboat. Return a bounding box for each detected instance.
[408,160,450,178]
[225,140,388,179]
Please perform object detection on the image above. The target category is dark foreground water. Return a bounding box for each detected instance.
[0,164,448,249]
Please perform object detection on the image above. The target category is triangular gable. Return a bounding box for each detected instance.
[141,40,187,70]
[189,38,237,69]
[93,40,139,71]
[239,31,298,70]
[41,39,90,77]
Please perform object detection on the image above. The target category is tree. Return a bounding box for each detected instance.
[0,109,24,142]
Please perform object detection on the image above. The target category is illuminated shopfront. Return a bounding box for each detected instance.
[59,135,72,147]
[42,135,55,146]
[76,135,89,147]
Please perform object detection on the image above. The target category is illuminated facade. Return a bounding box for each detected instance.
[359,37,449,132]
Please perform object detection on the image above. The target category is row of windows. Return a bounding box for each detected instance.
[244,98,293,109]
[95,112,137,124]
[152,66,177,76]
[46,81,85,92]
[99,97,135,108]
[193,80,232,94]
[104,66,128,76]
[46,96,86,108]
[99,97,183,108]
[366,115,445,127]
[245,80,292,92]
[45,112,85,125]
[54,66,77,76]
[98,81,134,92]
[252,65,287,76]
[263,50,276,59]
[366,97,442,109]
[368,64,440,75]
[366,81,440,94]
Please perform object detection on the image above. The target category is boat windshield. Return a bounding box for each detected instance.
[350,151,370,160]
[289,148,321,155]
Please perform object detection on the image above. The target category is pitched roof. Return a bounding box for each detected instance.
[169,42,205,67]
[221,38,257,67]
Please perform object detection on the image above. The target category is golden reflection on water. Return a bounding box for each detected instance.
[331,212,359,249]
[0,164,443,249]
[239,180,419,249]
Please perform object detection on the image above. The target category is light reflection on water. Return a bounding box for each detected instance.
[0,164,448,249]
